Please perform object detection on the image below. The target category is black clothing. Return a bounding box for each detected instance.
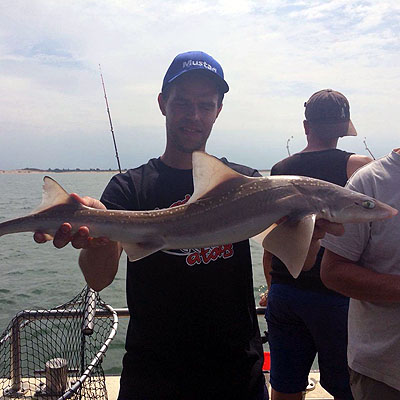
[271,149,351,185]
[101,157,265,399]
[269,149,353,293]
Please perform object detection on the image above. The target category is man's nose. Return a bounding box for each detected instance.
[186,104,200,120]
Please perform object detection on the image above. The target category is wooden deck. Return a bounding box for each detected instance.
[0,374,333,399]
[104,372,334,399]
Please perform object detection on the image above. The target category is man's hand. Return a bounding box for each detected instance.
[33,193,110,249]
[259,292,268,307]
[313,219,345,239]
[303,219,344,271]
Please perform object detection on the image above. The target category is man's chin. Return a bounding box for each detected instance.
[176,143,205,154]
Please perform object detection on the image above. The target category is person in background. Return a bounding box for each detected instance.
[35,51,269,400]
[261,89,372,400]
[321,148,400,400]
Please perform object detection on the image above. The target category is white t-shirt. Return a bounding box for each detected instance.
[322,150,400,390]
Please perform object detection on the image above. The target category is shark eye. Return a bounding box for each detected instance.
[362,200,375,209]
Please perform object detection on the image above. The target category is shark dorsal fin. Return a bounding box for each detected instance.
[188,151,252,204]
[33,176,80,213]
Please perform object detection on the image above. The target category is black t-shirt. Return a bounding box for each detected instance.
[101,157,265,399]
[270,149,353,293]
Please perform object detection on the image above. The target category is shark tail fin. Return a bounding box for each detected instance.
[188,151,253,204]
[32,176,82,214]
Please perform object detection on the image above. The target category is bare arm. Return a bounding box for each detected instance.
[262,250,273,288]
[79,240,122,292]
[34,193,122,292]
[262,219,344,278]
[321,249,400,302]
[303,238,322,271]
[258,251,272,306]
[303,219,345,270]
[259,220,344,306]
[259,250,273,306]
[347,154,372,178]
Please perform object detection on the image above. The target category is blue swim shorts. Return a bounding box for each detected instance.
[265,283,353,399]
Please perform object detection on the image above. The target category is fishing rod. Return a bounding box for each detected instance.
[363,137,376,160]
[286,136,294,156]
[99,64,122,173]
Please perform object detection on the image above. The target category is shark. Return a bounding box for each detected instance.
[0,152,397,278]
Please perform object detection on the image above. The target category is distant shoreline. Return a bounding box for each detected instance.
[1,169,271,174]
[0,169,125,174]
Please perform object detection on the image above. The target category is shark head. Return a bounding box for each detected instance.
[316,186,398,223]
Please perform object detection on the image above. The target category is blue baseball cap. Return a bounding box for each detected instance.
[162,51,229,94]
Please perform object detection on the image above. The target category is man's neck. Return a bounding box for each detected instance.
[301,136,339,153]
[160,150,193,169]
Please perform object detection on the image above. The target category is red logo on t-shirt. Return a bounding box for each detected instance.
[185,245,234,266]
[164,194,234,266]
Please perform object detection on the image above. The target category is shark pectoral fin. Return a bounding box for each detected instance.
[262,214,316,279]
[122,240,164,262]
[251,224,278,246]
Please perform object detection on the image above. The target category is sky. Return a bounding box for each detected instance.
[1,0,399,170]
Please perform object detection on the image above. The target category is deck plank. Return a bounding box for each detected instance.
[104,373,334,399]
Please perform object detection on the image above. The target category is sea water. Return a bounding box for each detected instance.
[0,172,269,374]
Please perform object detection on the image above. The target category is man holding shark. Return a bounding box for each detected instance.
[36,51,271,399]
[33,52,348,399]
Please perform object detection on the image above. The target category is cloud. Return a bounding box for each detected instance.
[0,0,399,169]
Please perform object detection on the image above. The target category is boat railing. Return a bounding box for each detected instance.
[0,287,118,400]
[1,289,266,400]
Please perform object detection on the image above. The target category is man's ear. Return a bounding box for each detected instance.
[303,120,310,136]
[158,93,166,116]
[216,103,223,119]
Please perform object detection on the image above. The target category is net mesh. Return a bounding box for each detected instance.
[0,286,118,399]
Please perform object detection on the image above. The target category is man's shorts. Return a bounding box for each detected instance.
[265,283,353,399]
[349,368,400,400]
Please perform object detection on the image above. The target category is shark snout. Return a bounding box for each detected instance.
[383,203,398,219]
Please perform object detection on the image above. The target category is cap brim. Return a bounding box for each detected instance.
[309,120,357,138]
[346,120,357,136]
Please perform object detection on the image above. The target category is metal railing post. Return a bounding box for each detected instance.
[10,313,22,392]
[82,287,97,336]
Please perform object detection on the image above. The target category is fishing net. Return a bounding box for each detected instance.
[0,286,118,399]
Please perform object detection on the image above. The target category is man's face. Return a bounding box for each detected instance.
[158,73,222,154]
